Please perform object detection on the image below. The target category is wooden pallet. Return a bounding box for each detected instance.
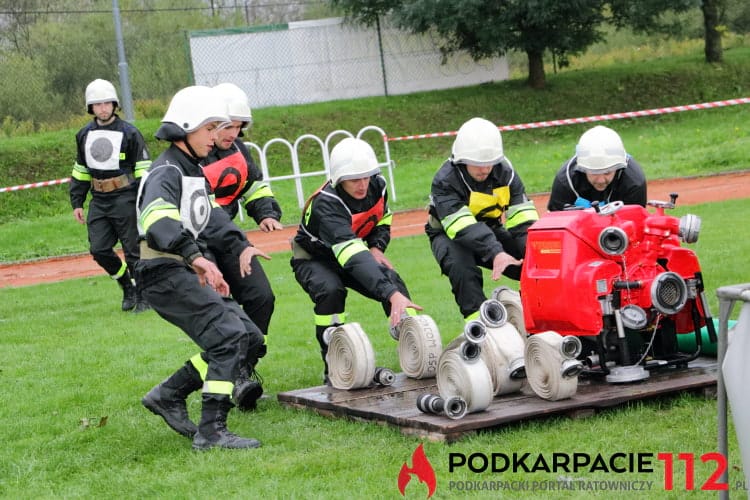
[277,358,718,442]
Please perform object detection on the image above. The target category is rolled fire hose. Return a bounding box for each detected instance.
[491,286,527,336]
[326,323,377,390]
[524,331,583,401]
[480,323,526,396]
[436,334,494,416]
[397,315,443,379]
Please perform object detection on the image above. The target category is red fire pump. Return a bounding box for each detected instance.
[520,194,716,383]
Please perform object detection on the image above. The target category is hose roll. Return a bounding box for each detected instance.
[326,322,376,390]
[437,340,493,415]
[490,286,527,336]
[480,323,526,396]
[524,331,581,401]
[398,315,443,379]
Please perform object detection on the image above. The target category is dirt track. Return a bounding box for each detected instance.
[2,170,748,288]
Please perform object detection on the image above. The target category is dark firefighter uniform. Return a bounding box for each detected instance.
[70,115,151,293]
[135,144,264,409]
[290,174,411,374]
[202,139,281,337]
[426,158,539,319]
[547,156,647,211]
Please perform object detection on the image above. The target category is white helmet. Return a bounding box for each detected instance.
[85,79,119,114]
[213,82,253,125]
[451,117,504,166]
[157,85,230,140]
[329,138,380,187]
[575,125,627,173]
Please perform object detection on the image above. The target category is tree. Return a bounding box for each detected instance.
[330,0,607,89]
[701,0,724,62]
[609,0,726,63]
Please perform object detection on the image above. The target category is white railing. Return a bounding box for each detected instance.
[244,125,396,212]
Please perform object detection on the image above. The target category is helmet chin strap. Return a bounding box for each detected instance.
[184,137,202,160]
[96,109,116,125]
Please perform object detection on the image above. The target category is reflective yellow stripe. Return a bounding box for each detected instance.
[505,200,539,230]
[441,207,477,239]
[140,198,181,232]
[134,160,151,178]
[110,261,128,280]
[332,239,369,267]
[465,311,480,322]
[203,380,234,395]
[119,152,126,160]
[246,182,274,203]
[71,163,91,181]
[190,354,208,380]
[314,312,347,326]
[303,202,314,226]
[377,211,393,227]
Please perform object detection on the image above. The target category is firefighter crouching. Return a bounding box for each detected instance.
[547,125,647,211]
[290,137,422,383]
[426,117,539,321]
[135,85,264,450]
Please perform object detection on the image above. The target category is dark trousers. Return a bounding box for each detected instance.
[87,192,140,277]
[291,257,410,320]
[138,262,264,387]
[429,226,525,318]
[291,256,410,372]
[213,250,275,336]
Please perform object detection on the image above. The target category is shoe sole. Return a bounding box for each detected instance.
[192,433,262,450]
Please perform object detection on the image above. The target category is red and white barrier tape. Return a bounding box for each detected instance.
[3,97,748,192]
[385,97,750,141]
[0,177,70,193]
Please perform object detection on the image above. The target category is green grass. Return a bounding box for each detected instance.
[1,45,749,261]
[1,42,749,498]
[1,198,748,498]
[0,103,748,263]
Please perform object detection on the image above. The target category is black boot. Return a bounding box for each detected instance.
[142,362,203,438]
[133,287,150,314]
[232,366,263,412]
[117,274,137,311]
[192,394,261,450]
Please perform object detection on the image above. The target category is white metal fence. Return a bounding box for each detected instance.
[238,126,395,219]
[188,17,509,109]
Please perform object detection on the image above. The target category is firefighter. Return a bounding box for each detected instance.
[426,117,539,320]
[201,83,283,410]
[547,125,647,211]
[290,137,422,382]
[69,79,151,312]
[136,85,265,450]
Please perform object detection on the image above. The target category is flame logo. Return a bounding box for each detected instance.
[398,443,436,498]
